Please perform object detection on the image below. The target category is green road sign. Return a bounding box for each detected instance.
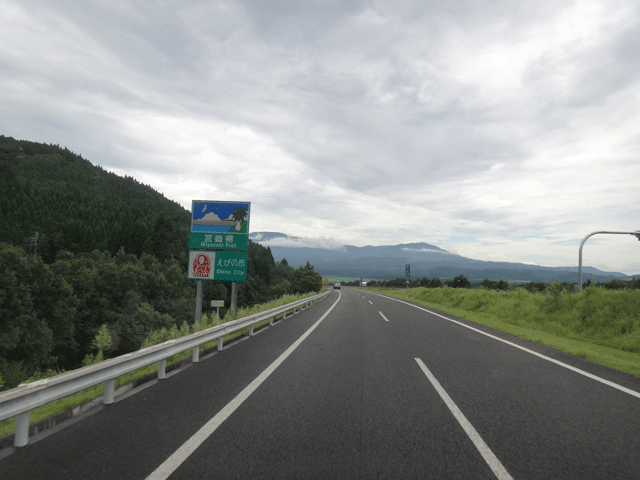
[405,264,410,284]
[189,232,249,251]
[188,251,248,282]
[211,300,224,307]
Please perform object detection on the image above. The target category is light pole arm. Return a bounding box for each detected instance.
[578,231,640,292]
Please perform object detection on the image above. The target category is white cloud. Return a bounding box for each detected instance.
[2,0,640,274]
[255,235,346,251]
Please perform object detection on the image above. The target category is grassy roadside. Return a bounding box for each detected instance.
[363,286,640,378]
[0,291,324,440]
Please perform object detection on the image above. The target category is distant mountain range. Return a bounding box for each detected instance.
[249,232,633,283]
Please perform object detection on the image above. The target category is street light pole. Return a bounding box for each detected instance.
[578,230,640,292]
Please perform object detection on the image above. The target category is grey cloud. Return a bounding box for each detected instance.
[2,0,640,273]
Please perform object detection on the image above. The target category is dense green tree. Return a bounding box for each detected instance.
[28,256,79,367]
[82,324,114,365]
[292,262,323,294]
[445,275,472,289]
[113,292,175,354]
[477,278,512,291]
[272,259,293,284]
[0,135,190,260]
[0,244,56,387]
[522,282,548,293]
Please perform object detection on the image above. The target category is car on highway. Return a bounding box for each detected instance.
[333,282,341,289]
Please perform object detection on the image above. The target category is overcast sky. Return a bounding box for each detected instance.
[2,0,640,274]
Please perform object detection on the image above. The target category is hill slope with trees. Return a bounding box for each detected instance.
[0,136,321,390]
[0,135,189,261]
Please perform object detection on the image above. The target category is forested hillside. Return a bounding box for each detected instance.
[0,135,189,261]
[0,136,322,390]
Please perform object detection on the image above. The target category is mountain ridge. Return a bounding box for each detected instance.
[249,231,633,283]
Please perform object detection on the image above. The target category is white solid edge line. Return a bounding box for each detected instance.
[372,292,640,400]
[145,291,342,480]
[415,358,513,480]
[379,311,389,322]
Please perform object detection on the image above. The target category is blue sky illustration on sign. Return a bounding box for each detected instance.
[191,201,251,234]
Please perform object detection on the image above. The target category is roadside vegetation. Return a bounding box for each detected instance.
[0,136,325,391]
[0,243,322,391]
[365,278,640,377]
[0,290,323,439]
[0,135,328,442]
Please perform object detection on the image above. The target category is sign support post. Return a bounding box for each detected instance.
[231,282,238,320]
[210,300,224,324]
[194,280,203,325]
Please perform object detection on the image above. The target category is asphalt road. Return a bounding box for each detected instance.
[2,288,640,479]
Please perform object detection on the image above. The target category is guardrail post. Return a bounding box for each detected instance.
[14,411,30,447]
[217,337,224,351]
[269,316,274,326]
[104,379,115,405]
[158,359,166,379]
[249,324,255,336]
[192,345,200,363]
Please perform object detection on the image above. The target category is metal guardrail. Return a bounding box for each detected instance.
[0,290,331,447]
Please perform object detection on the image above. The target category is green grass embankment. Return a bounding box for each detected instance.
[0,291,323,440]
[366,285,640,378]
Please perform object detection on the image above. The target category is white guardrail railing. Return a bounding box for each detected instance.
[0,290,331,448]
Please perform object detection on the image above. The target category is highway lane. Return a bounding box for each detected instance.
[0,293,341,479]
[361,290,640,479]
[163,288,497,479]
[2,287,640,479]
